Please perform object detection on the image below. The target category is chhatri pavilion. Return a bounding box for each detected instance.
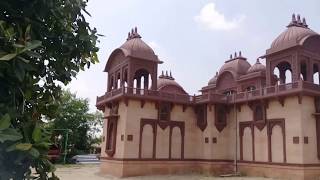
[96,14,320,180]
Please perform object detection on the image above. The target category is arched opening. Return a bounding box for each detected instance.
[110,76,114,91]
[273,67,280,85]
[122,69,128,93]
[133,79,137,94]
[314,64,320,85]
[285,70,292,83]
[275,61,292,84]
[148,74,152,89]
[116,73,121,89]
[134,69,150,94]
[246,86,256,92]
[141,76,145,94]
[300,62,307,81]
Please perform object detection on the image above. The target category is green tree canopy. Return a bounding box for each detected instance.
[48,90,103,156]
[0,0,99,179]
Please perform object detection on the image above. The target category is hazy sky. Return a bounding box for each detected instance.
[66,0,320,111]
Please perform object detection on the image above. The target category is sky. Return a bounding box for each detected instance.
[66,0,320,112]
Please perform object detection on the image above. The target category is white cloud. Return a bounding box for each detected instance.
[194,2,245,31]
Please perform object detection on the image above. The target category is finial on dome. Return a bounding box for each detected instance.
[215,72,218,76]
[239,51,242,57]
[165,71,168,77]
[159,70,164,78]
[234,52,237,58]
[302,17,308,28]
[127,27,142,40]
[297,14,302,25]
[256,58,260,64]
[230,54,233,59]
[170,71,172,77]
[292,13,297,23]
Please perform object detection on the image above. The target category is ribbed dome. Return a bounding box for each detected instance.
[247,59,266,74]
[268,14,318,54]
[208,72,218,85]
[157,71,187,94]
[219,52,251,78]
[119,27,159,61]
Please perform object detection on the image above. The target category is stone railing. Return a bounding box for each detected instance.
[96,81,320,106]
[96,87,194,105]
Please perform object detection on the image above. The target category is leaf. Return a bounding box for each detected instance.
[24,40,42,51]
[34,142,51,149]
[16,143,32,151]
[0,128,23,143]
[6,143,19,152]
[13,43,25,48]
[29,147,40,158]
[0,114,11,130]
[32,124,41,142]
[0,53,17,61]
[25,24,31,41]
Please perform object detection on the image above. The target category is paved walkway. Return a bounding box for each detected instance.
[55,165,274,180]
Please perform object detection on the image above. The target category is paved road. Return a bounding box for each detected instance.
[55,165,273,180]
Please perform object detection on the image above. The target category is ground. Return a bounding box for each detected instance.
[55,164,274,180]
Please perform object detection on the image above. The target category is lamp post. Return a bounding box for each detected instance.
[53,129,72,164]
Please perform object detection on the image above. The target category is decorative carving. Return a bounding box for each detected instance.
[215,104,227,132]
[250,101,267,131]
[139,118,185,160]
[105,115,119,157]
[267,119,286,163]
[158,102,171,121]
[195,104,207,131]
[239,121,254,161]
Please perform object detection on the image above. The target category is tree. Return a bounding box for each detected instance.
[48,91,103,157]
[0,0,99,179]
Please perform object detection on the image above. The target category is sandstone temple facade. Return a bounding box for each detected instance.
[96,14,320,180]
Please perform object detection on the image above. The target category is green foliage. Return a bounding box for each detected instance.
[0,0,99,179]
[47,91,103,158]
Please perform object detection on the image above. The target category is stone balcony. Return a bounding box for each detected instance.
[96,81,320,108]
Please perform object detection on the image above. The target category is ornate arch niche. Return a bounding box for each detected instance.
[214,104,228,132]
[105,103,119,157]
[158,102,172,122]
[267,119,286,163]
[194,104,207,131]
[239,122,254,161]
[249,101,267,130]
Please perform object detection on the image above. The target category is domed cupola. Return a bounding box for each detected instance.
[247,58,266,74]
[267,14,318,55]
[119,27,160,61]
[157,71,187,94]
[219,51,251,78]
[208,72,218,85]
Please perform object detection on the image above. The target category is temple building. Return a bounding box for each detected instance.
[96,14,320,180]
